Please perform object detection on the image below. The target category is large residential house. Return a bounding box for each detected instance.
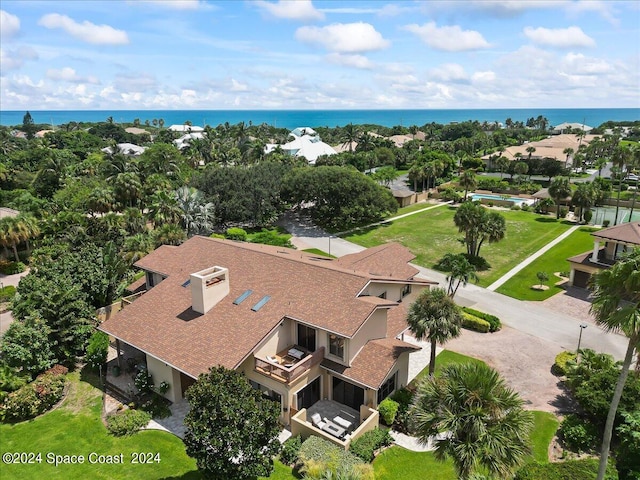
[99,237,433,435]
[265,127,337,164]
[568,222,640,288]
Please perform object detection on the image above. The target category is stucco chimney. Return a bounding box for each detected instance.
[190,266,229,314]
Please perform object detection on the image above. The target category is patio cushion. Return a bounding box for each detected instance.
[311,413,325,429]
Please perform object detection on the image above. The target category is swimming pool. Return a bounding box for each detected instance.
[469,193,535,206]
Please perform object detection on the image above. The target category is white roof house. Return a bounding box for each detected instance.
[265,127,337,164]
[101,143,147,156]
[168,124,205,133]
[553,122,593,134]
[174,132,205,150]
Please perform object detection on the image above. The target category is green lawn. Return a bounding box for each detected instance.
[0,371,200,480]
[528,411,560,463]
[411,349,487,386]
[344,206,574,286]
[496,226,596,300]
[373,447,457,480]
[301,248,336,258]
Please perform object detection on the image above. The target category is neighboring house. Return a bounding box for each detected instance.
[99,237,434,438]
[168,124,204,133]
[265,127,337,164]
[482,133,599,165]
[174,132,205,150]
[101,143,147,156]
[125,127,149,136]
[552,122,593,134]
[567,222,640,288]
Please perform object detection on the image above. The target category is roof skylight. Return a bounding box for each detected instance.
[233,289,253,305]
[251,295,271,312]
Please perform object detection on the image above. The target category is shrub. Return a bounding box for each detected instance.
[461,312,490,333]
[552,351,576,376]
[349,428,393,462]
[0,285,16,303]
[378,398,399,426]
[559,207,569,218]
[461,307,501,332]
[583,210,593,223]
[0,366,27,403]
[248,229,294,248]
[297,436,364,473]
[558,414,599,453]
[44,364,69,376]
[0,261,26,275]
[0,372,66,422]
[510,204,521,210]
[106,408,151,436]
[139,392,171,419]
[514,458,618,480]
[134,370,154,395]
[279,435,302,465]
[521,204,531,212]
[603,219,611,227]
[440,187,462,203]
[85,331,109,370]
[225,227,247,241]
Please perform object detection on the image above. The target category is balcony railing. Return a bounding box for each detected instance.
[255,346,325,384]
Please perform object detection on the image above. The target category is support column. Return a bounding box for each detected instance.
[115,338,123,369]
[591,240,600,262]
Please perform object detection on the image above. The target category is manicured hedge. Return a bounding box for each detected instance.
[462,307,502,332]
[0,261,26,275]
[558,414,598,453]
[552,351,577,376]
[514,458,618,480]
[106,408,152,436]
[349,428,393,462]
[378,398,399,426]
[461,312,490,333]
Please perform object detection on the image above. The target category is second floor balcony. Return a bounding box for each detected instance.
[255,346,325,384]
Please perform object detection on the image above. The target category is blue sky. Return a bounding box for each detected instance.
[1,0,639,110]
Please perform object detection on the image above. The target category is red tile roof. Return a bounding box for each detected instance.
[100,237,426,379]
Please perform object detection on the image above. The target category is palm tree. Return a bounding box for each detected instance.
[153,223,186,247]
[526,146,536,160]
[572,183,595,222]
[590,250,640,480]
[459,170,477,201]
[122,233,154,264]
[147,190,182,228]
[406,288,463,377]
[611,146,631,225]
[410,363,533,480]
[563,147,575,169]
[17,214,39,257]
[341,123,359,153]
[548,177,572,219]
[496,156,509,179]
[438,253,478,297]
[408,160,423,192]
[174,186,216,237]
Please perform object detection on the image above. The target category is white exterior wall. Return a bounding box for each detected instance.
[360,283,404,301]
[348,309,387,365]
[145,354,182,403]
[255,318,293,359]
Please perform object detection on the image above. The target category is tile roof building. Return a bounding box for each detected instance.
[568,222,640,288]
[100,236,434,429]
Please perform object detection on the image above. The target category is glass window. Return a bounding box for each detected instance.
[377,372,397,404]
[378,291,387,299]
[328,333,345,359]
[401,284,412,298]
[297,323,316,352]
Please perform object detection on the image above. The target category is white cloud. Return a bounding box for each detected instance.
[38,13,129,45]
[562,53,612,75]
[524,26,595,48]
[296,22,390,53]
[403,22,491,52]
[253,0,324,21]
[472,71,496,82]
[136,0,205,10]
[326,53,373,69]
[46,67,99,84]
[565,0,620,25]
[230,78,248,91]
[428,63,468,82]
[0,46,37,70]
[1,10,20,40]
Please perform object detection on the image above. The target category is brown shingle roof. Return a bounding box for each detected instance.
[321,337,419,389]
[100,237,422,378]
[592,223,640,245]
[335,243,419,279]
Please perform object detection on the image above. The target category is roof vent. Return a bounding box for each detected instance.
[251,295,271,312]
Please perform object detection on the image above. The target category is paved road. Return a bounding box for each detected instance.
[0,269,29,335]
[280,212,628,361]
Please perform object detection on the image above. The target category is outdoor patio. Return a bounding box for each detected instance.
[105,341,147,399]
[306,399,360,428]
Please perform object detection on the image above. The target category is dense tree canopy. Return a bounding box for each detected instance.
[453,201,507,258]
[184,366,281,480]
[281,166,398,229]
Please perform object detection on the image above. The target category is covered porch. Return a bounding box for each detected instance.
[290,399,379,449]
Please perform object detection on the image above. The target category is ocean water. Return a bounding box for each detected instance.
[0,108,638,129]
